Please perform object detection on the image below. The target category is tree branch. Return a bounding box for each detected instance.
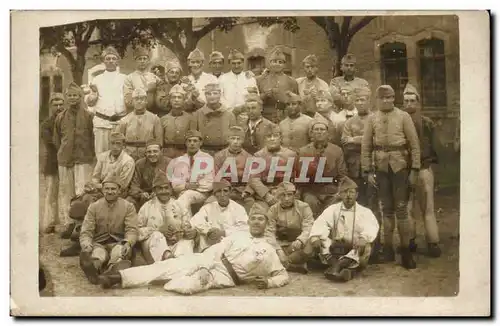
[347,16,376,39]
[55,43,76,67]
[83,21,97,44]
[310,16,327,32]
[340,16,352,38]
[193,18,219,40]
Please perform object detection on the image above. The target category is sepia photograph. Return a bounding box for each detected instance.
[10,10,490,316]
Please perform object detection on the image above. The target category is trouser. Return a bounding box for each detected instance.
[302,191,340,218]
[120,251,235,293]
[163,146,186,159]
[177,190,210,217]
[41,174,59,232]
[93,128,112,156]
[302,240,372,270]
[408,167,440,243]
[124,146,146,161]
[376,166,411,248]
[83,241,130,273]
[58,164,93,226]
[140,231,194,264]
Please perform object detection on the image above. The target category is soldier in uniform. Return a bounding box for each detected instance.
[330,53,370,94]
[187,48,219,107]
[265,182,314,274]
[213,126,255,212]
[279,92,314,152]
[403,83,441,258]
[192,83,237,156]
[116,88,163,161]
[296,54,330,117]
[160,84,197,159]
[313,90,340,145]
[209,51,225,79]
[244,124,297,212]
[296,120,347,218]
[238,93,275,155]
[331,84,358,142]
[361,85,421,269]
[123,46,160,113]
[257,48,298,123]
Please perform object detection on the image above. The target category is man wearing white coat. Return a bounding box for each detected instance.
[97,206,289,294]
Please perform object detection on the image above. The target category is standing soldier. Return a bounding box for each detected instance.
[192,83,237,156]
[331,84,358,139]
[187,48,219,107]
[361,85,421,269]
[239,93,275,155]
[296,54,330,117]
[257,48,298,123]
[219,49,259,112]
[53,83,95,238]
[116,88,163,161]
[123,46,160,114]
[85,46,127,155]
[209,51,225,79]
[279,92,314,152]
[296,121,347,218]
[40,93,65,234]
[403,83,441,258]
[330,53,370,94]
[160,84,197,159]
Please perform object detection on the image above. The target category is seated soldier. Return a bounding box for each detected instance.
[79,175,139,285]
[127,139,172,210]
[305,177,379,282]
[137,172,196,264]
[265,182,314,274]
[191,179,249,252]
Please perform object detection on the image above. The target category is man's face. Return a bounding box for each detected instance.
[279,191,295,208]
[230,59,244,74]
[247,101,262,120]
[341,61,356,77]
[135,55,150,70]
[315,98,331,113]
[214,187,230,207]
[286,101,301,117]
[205,90,221,106]
[188,59,204,75]
[228,135,244,152]
[145,145,161,163]
[186,137,202,153]
[103,182,120,202]
[166,68,181,83]
[66,92,81,106]
[265,132,281,150]
[355,96,370,114]
[170,93,185,109]
[154,184,172,203]
[304,63,318,79]
[103,54,119,71]
[110,140,125,157]
[133,96,148,112]
[378,95,395,112]
[340,188,358,208]
[209,59,224,75]
[50,99,65,116]
[269,59,285,73]
[403,94,419,114]
[341,89,353,107]
[248,214,267,237]
[312,124,329,142]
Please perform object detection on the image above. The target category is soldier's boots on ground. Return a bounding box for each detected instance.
[427,243,442,258]
[400,247,417,270]
[324,257,356,283]
[382,245,396,262]
[98,272,123,289]
[60,242,81,257]
[60,223,76,239]
[79,252,100,285]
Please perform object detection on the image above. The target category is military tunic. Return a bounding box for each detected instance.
[128,155,172,207]
[160,110,196,158]
[243,117,276,155]
[192,105,237,155]
[279,114,313,152]
[257,73,298,123]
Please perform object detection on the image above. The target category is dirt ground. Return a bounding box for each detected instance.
[38,173,460,297]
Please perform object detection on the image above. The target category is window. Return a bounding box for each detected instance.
[380,42,408,107]
[418,38,447,107]
[53,75,63,93]
[283,52,292,76]
[40,76,51,121]
[247,55,265,76]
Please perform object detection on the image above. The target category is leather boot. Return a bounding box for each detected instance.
[60,223,75,239]
[427,243,442,258]
[400,247,417,270]
[98,273,122,289]
[287,263,309,274]
[409,238,418,253]
[369,238,383,264]
[70,224,82,241]
[60,242,81,257]
[324,258,354,282]
[79,252,100,284]
[103,260,132,275]
[382,245,395,262]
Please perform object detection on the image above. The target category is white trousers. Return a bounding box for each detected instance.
[93,128,112,156]
[141,231,194,263]
[177,190,209,217]
[58,164,93,225]
[41,174,59,232]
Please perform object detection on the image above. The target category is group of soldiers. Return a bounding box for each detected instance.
[39,44,441,294]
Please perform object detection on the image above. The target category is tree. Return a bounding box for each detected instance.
[310,16,376,77]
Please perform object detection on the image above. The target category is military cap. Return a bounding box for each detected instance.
[188,48,205,61]
[146,138,162,149]
[341,53,357,64]
[310,119,330,131]
[316,90,333,103]
[227,49,244,62]
[203,83,221,93]
[286,91,302,103]
[169,84,186,96]
[213,179,231,193]
[244,93,263,104]
[338,177,358,192]
[278,181,296,193]
[185,130,203,141]
[403,83,420,100]
[65,82,83,96]
[249,204,268,219]
[152,171,170,188]
[109,131,126,142]
[133,46,150,59]
[340,84,354,93]
[50,92,65,103]
[209,51,225,62]
[68,201,90,220]
[166,61,182,73]
[302,54,318,66]
[132,88,148,98]
[269,48,286,62]
[102,174,121,187]
[376,85,395,98]
[263,124,282,137]
[228,125,246,138]
[354,86,372,98]
[101,46,120,60]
